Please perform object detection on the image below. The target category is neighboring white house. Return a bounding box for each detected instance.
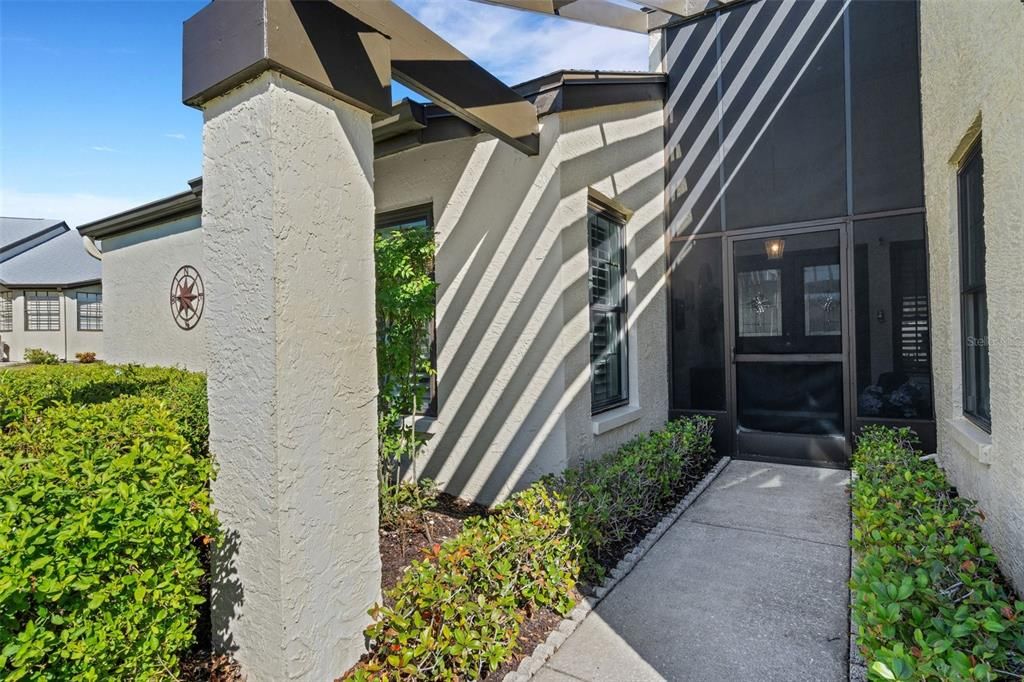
[0,217,103,362]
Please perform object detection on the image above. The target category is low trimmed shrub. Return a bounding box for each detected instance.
[850,426,1024,681]
[0,396,217,680]
[352,416,716,680]
[0,364,208,456]
[352,484,578,681]
[550,415,715,582]
[22,348,57,365]
[74,351,97,364]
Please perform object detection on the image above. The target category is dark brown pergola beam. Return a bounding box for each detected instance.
[332,0,540,155]
[183,0,392,115]
[636,0,716,18]
[475,0,648,33]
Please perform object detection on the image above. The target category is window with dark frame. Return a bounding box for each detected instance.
[25,291,60,332]
[375,205,438,418]
[588,203,629,413]
[77,292,103,331]
[957,140,990,431]
[0,291,12,332]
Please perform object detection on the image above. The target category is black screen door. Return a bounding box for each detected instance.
[727,225,850,467]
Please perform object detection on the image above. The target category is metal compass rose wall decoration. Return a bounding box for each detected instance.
[170,265,205,330]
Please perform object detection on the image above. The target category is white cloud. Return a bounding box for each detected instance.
[395,0,650,85]
[163,133,187,140]
[89,145,116,152]
[0,188,147,229]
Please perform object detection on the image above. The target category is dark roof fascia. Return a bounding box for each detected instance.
[0,278,102,290]
[513,71,666,118]
[78,190,201,240]
[374,102,481,158]
[0,221,69,259]
[373,70,665,158]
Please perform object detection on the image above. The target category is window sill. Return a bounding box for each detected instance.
[401,415,439,438]
[945,416,993,466]
[592,404,643,435]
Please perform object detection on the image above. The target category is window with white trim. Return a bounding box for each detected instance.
[588,204,629,413]
[25,291,60,332]
[77,292,103,331]
[0,291,12,332]
[957,139,990,431]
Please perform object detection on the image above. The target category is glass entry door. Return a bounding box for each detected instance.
[727,226,850,467]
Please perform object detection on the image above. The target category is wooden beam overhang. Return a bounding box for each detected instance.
[644,0,748,30]
[476,0,648,33]
[184,0,540,156]
[182,0,392,115]
[475,0,747,31]
[329,0,540,155]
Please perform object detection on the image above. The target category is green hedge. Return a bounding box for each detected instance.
[0,364,208,456]
[0,365,215,680]
[353,484,578,681]
[550,415,715,582]
[851,426,1024,681]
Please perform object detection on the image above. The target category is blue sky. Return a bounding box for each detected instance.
[0,1,647,228]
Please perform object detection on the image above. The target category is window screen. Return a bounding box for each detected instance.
[77,292,103,331]
[375,205,437,417]
[720,0,848,229]
[957,141,989,430]
[25,291,60,332]
[589,205,629,413]
[669,238,725,411]
[0,291,12,332]
[849,0,924,214]
[854,214,932,420]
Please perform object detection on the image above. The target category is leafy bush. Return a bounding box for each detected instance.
[22,348,57,365]
[352,484,578,681]
[0,396,217,680]
[850,426,1024,681]
[374,226,437,528]
[549,416,715,582]
[74,351,97,364]
[0,364,208,456]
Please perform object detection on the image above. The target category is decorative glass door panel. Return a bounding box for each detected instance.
[729,226,849,467]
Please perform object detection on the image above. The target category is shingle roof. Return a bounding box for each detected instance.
[0,219,101,287]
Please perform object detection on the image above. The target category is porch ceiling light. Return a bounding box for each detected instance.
[764,238,786,260]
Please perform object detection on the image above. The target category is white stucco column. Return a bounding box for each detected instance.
[200,70,380,680]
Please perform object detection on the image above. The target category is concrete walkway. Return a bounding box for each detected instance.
[536,460,851,682]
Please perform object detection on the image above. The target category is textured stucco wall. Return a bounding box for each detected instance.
[202,71,380,681]
[920,0,1024,590]
[374,100,668,504]
[0,285,103,362]
[101,215,205,370]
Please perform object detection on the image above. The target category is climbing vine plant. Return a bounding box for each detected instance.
[375,226,437,526]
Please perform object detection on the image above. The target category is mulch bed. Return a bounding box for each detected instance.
[379,494,489,596]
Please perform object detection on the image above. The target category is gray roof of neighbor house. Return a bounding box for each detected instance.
[0,217,102,288]
[1,217,68,260]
